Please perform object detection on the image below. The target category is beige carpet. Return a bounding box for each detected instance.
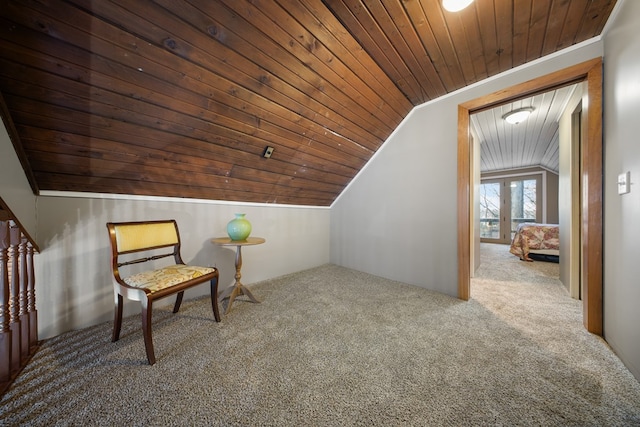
[1,244,639,426]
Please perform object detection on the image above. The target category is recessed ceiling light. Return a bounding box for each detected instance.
[442,0,474,12]
[502,108,534,125]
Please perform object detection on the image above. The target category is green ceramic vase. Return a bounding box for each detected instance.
[226,213,252,241]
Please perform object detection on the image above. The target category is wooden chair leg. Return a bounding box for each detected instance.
[112,294,123,342]
[173,291,184,313]
[141,299,155,365]
[210,278,221,322]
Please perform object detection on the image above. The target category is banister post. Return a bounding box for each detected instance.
[9,226,21,374]
[27,244,37,349]
[0,221,11,383]
[19,237,29,359]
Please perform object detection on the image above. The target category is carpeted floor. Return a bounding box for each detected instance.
[1,243,639,426]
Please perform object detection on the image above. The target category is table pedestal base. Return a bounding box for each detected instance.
[218,283,260,314]
[211,237,265,314]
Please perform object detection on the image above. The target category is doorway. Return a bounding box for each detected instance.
[457,58,603,335]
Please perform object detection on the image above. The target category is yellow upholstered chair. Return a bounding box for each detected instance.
[106,220,220,364]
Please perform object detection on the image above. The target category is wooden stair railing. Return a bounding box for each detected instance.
[0,197,39,395]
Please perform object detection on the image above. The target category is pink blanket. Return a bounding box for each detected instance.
[509,223,559,260]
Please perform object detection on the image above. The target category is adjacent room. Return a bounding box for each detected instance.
[470,84,569,278]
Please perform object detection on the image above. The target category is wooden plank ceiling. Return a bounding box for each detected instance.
[0,0,616,206]
[472,84,579,174]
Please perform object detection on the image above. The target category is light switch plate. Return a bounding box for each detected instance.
[618,171,630,195]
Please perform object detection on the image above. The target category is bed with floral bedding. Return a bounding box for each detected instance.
[509,223,560,261]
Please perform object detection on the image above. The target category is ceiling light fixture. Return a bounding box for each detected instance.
[442,0,474,12]
[502,107,534,125]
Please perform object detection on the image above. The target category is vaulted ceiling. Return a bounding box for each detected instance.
[473,83,579,174]
[0,0,616,206]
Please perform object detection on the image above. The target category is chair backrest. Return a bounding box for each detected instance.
[107,220,184,276]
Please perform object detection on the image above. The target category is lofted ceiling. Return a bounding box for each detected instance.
[0,0,616,206]
[472,83,579,174]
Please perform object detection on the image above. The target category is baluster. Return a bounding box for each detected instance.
[19,237,29,359]
[27,243,37,349]
[0,221,10,383]
[0,201,39,394]
[9,226,21,374]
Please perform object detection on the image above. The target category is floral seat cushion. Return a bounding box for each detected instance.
[123,264,216,293]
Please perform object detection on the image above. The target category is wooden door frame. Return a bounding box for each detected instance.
[457,58,603,335]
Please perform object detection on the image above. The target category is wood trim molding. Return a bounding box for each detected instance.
[457,57,603,334]
[457,104,471,301]
[460,58,602,112]
[582,60,603,335]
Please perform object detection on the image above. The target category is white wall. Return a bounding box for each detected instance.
[603,0,640,380]
[0,118,37,236]
[35,194,330,338]
[330,105,459,295]
[331,40,603,298]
